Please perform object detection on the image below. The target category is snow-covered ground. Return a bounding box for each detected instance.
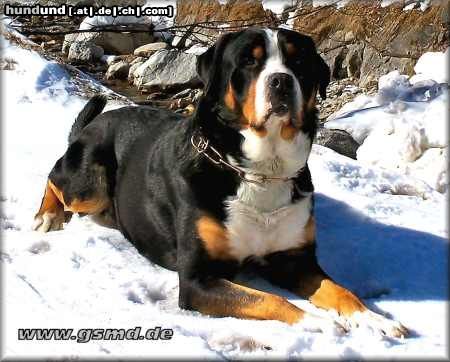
[326,49,448,194]
[1,32,448,360]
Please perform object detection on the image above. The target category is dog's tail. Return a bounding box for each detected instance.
[68,95,107,143]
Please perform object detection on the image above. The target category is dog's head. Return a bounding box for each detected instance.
[195,27,330,168]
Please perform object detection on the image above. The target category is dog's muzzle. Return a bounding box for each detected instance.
[268,72,295,117]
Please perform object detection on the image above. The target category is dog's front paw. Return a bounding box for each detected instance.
[297,313,347,336]
[346,310,408,338]
[33,211,67,232]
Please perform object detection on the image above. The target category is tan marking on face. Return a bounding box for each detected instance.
[196,215,232,260]
[280,121,298,141]
[252,45,264,60]
[191,279,306,325]
[280,87,317,142]
[249,124,268,138]
[286,43,296,56]
[224,83,237,111]
[242,79,258,126]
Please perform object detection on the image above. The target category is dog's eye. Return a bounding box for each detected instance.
[242,56,257,67]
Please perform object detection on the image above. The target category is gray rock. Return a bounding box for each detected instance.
[315,127,360,160]
[128,61,144,81]
[133,49,200,91]
[68,42,104,64]
[134,42,169,57]
[105,60,130,80]
[67,30,155,55]
[130,57,146,65]
[343,42,364,79]
[359,47,415,88]
[62,33,78,55]
[319,38,349,80]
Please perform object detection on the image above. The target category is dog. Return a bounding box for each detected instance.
[33,27,407,337]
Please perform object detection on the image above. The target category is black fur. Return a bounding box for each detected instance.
[68,95,107,143]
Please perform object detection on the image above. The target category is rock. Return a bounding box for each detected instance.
[315,127,360,159]
[133,49,201,91]
[293,2,447,87]
[105,60,130,80]
[343,42,364,79]
[359,47,415,88]
[128,61,144,81]
[130,57,146,65]
[68,29,155,55]
[319,38,349,80]
[62,33,78,55]
[134,42,169,57]
[68,42,104,64]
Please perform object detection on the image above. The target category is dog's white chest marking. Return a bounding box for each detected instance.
[225,180,312,262]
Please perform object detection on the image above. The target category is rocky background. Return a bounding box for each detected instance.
[2,0,448,159]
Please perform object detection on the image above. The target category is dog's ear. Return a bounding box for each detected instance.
[196,32,238,92]
[316,54,330,100]
[196,43,216,86]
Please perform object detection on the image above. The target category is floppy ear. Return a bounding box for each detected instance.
[196,32,239,93]
[316,54,330,100]
[196,43,216,86]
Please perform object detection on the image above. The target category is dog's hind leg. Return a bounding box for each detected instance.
[33,179,72,232]
[33,141,114,232]
[33,172,112,232]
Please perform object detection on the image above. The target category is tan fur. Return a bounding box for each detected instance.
[191,279,305,325]
[295,275,366,316]
[252,45,264,60]
[196,215,232,260]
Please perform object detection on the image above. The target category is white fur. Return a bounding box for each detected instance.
[225,191,312,261]
[344,310,408,338]
[254,29,303,124]
[297,313,346,335]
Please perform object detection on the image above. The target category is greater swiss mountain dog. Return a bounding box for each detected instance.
[33,27,407,337]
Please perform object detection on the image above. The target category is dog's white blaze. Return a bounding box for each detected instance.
[254,29,303,123]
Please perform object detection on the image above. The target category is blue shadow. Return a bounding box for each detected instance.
[314,193,448,301]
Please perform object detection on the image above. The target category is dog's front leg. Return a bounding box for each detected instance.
[260,246,409,338]
[178,277,343,333]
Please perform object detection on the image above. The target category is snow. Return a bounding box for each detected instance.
[262,0,296,14]
[78,1,176,42]
[326,49,448,194]
[1,32,448,359]
[382,0,431,10]
[412,48,449,84]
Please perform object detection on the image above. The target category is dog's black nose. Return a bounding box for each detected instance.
[268,73,293,92]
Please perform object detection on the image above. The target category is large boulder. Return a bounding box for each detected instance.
[134,42,169,57]
[65,30,155,55]
[105,60,130,80]
[315,127,360,160]
[133,49,201,91]
[67,41,104,64]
